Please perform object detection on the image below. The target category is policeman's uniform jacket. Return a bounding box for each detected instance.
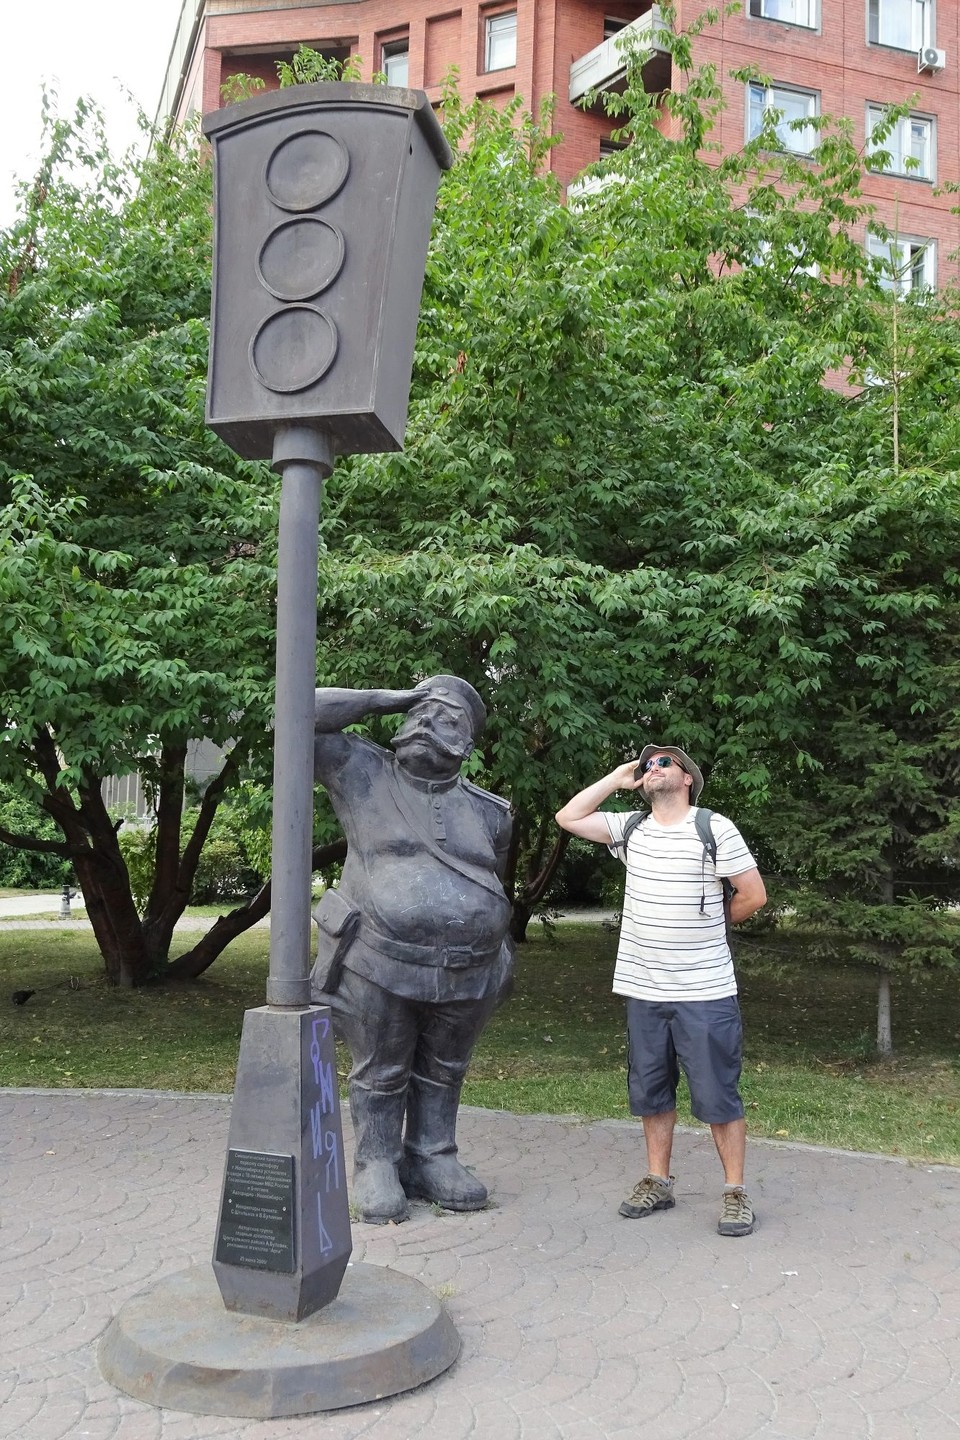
[311,731,514,1006]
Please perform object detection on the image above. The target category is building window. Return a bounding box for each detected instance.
[747,83,818,154]
[752,237,819,276]
[604,15,630,39]
[866,106,934,179]
[745,209,819,274]
[485,11,517,70]
[381,39,409,87]
[749,0,817,29]
[867,0,930,50]
[867,232,935,295]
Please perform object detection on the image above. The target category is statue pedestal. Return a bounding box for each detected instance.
[211,1005,352,1320]
[98,1262,459,1418]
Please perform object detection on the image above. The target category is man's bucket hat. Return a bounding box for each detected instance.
[635,744,704,803]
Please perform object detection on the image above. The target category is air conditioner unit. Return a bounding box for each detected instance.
[917,46,946,73]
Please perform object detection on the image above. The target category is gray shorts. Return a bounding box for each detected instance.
[625,996,744,1125]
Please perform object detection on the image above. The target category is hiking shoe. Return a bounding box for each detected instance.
[718,1186,755,1237]
[619,1174,676,1219]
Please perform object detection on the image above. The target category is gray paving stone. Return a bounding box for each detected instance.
[2,1090,960,1439]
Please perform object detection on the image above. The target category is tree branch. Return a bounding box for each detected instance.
[524,827,571,907]
[178,749,242,890]
[151,740,188,910]
[166,837,348,980]
[0,824,74,858]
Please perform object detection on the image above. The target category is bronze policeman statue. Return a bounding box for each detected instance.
[311,676,514,1224]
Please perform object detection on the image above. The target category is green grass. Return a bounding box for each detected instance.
[0,922,957,1164]
[466,926,960,1165]
[0,930,268,1092]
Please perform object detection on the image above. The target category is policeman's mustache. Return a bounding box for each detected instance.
[392,724,471,763]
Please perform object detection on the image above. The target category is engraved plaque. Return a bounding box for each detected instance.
[215,1150,295,1272]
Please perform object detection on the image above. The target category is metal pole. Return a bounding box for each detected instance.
[267,424,334,1008]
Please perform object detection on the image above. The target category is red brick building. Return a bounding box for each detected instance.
[158,0,960,287]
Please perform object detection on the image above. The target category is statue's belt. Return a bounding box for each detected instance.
[357,922,500,970]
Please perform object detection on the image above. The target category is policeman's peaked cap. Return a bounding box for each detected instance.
[415,675,486,737]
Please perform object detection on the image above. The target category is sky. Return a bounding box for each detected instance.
[1,0,187,228]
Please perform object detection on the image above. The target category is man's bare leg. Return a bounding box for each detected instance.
[642,1108,677,1179]
[710,1116,746,1186]
[619,1109,678,1218]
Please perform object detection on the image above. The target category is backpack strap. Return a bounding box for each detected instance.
[609,810,649,851]
[693,807,717,866]
[695,808,735,933]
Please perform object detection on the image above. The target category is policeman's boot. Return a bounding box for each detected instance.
[399,1073,488,1212]
[349,1085,409,1225]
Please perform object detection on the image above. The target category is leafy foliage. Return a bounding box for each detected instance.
[117,803,265,910]
[0,782,72,888]
[0,100,278,985]
[310,33,960,1047]
[313,62,893,923]
[3,25,959,1046]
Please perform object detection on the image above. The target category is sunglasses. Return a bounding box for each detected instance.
[641,756,686,773]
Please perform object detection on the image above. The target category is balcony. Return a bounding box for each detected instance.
[569,7,671,106]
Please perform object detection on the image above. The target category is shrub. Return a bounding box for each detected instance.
[0,785,73,889]
[116,800,265,911]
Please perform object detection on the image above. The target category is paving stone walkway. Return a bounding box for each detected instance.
[1,1088,959,1440]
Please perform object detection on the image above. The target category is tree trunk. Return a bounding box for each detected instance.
[30,728,152,986]
[509,823,570,943]
[74,849,152,987]
[142,748,242,971]
[876,868,895,1060]
[509,897,534,943]
[876,968,893,1060]
[27,725,251,986]
[79,769,157,986]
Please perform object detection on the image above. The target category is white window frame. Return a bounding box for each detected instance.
[484,10,517,71]
[381,38,409,87]
[744,211,820,275]
[752,237,820,277]
[747,82,819,155]
[866,105,934,180]
[749,0,818,30]
[867,0,932,51]
[866,232,936,296]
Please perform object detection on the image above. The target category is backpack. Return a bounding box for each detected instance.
[611,807,735,931]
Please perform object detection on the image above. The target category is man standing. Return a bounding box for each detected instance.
[311,676,513,1225]
[555,745,766,1236]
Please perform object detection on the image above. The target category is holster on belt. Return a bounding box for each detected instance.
[310,887,361,995]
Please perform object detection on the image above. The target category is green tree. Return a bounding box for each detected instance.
[0,781,72,888]
[312,50,907,935]
[6,36,958,1024]
[746,288,960,1057]
[0,101,284,986]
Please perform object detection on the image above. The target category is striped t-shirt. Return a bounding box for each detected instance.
[604,807,757,1002]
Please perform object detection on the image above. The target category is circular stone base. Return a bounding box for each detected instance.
[98,1263,460,1418]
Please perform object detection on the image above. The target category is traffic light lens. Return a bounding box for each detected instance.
[249,307,339,394]
[265,130,350,212]
[257,218,345,301]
